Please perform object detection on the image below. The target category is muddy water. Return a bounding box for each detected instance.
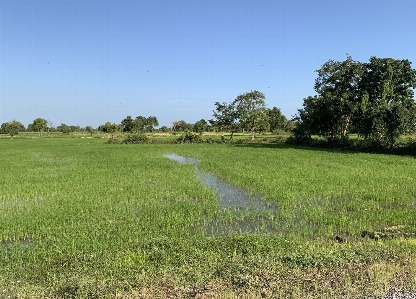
[164,154,276,234]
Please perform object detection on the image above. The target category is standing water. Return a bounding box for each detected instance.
[164,154,276,234]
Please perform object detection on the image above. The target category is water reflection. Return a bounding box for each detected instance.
[198,172,275,212]
[164,154,276,234]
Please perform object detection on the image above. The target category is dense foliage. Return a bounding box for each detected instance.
[0,120,25,138]
[294,56,416,146]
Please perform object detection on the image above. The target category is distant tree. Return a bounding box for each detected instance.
[233,90,269,140]
[194,119,208,134]
[172,120,181,134]
[1,120,25,138]
[182,121,194,132]
[146,116,159,133]
[47,120,54,136]
[101,122,118,138]
[31,118,48,136]
[134,116,147,132]
[267,107,287,132]
[159,126,170,133]
[85,126,94,136]
[171,120,192,134]
[57,123,72,134]
[69,125,81,132]
[212,102,240,139]
[121,116,135,133]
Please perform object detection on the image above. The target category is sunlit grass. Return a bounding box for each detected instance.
[0,138,415,297]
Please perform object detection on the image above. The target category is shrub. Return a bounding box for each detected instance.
[177,131,203,144]
[123,134,149,144]
[105,138,122,144]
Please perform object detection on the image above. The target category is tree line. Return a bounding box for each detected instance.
[2,55,415,147]
[1,104,290,139]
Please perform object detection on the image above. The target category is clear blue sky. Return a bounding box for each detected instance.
[1,0,415,128]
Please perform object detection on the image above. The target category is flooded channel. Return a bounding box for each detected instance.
[164,154,276,234]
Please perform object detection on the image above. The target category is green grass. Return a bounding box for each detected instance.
[0,138,415,298]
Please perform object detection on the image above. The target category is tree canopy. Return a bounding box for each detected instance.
[30,118,48,136]
[212,90,270,140]
[295,56,416,146]
[1,120,25,138]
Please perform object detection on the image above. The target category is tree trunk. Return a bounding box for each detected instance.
[341,115,351,137]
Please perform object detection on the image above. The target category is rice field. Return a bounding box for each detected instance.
[0,138,415,298]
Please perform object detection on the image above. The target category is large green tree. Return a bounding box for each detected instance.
[1,120,25,138]
[121,116,135,133]
[296,56,416,145]
[31,118,48,136]
[146,116,159,133]
[355,57,416,145]
[194,119,208,134]
[233,90,269,140]
[134,116,147,132]
[267,107,288,133]
[313,56,363,138]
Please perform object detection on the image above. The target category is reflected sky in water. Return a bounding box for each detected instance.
[164,154,276,234]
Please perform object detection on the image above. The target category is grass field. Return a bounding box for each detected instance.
[0,137,415,298]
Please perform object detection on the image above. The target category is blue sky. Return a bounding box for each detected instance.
[1,0,415,128]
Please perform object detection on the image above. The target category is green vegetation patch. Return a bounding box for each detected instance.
[1,139,415,298]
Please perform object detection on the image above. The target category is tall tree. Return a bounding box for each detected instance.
[121,116,135,133]
[233,90,269,140]
[355,57,416,145]
[212,102,240,139]
[313,56,363,138]
[146,116,159,133]
[267,107,287,133]
[194,119,208,134]
[31,118,48,136]
[134,116,147,132]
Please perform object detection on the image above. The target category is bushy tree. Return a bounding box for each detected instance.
[57,123,72,134]
[233,90,269,140]
[1,120,25,138]
[121,116,135,133]
[212,90,271,140]
[171,120,192,134]
[100,122,118,138]
[159,126,170,133]
[146,116,159,133]
[194,119,208,134]
[212,102,240,139]
[85,126,94,136]
[355,57,416,145]
[267,107,288,133]
[30,118,48,136]
[296,56,416,146]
